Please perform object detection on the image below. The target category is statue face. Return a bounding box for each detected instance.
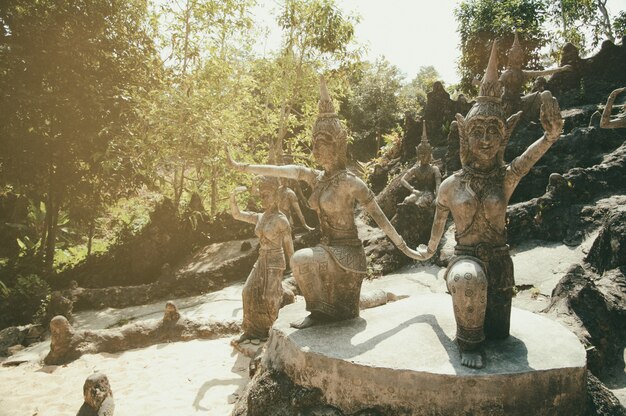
[259,187,276,209]
[417,149,431,165]
[467,117,503,162]
[312,132,336,167]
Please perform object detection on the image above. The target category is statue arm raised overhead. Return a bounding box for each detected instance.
[600,87,626,129]
[506,91,563,197]
[230,187,259,224]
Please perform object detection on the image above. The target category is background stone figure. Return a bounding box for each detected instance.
[412,42,565,369]
[227,76,422,329]
[424,81,454,146]
[76,373,114,416]
[277,178,314,232]
[500,33,571,116]
[399,124,441,207]
[230,177,294,342]
[600,87,626,129]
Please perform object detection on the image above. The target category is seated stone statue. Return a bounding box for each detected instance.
[227,76,421,329]
[230,177,294,342]
[400,124,441,207]
[412,42,565,369]
[277,178,314,232]
[500,33,571,116]
[600,87,626,129]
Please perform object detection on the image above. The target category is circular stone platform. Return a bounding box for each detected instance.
[263,294,587,416]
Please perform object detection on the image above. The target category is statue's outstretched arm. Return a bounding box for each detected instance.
[524,64,572,79]
[418,202,450,261]
[283,223,295,266]
[400,168,416,193]
[289,192,314,231]
[600,87,626,129]
[355,181,423,260]
[226,146,317,183]
[434,167,442,195]
[229,187,258,225]
[507,91,563,196]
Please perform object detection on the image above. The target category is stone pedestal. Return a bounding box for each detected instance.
[263,294,587,416]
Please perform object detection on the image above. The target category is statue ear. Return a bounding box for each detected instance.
[505,111,523,138]
[455,113,466,138]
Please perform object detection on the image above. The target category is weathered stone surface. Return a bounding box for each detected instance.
[44,308,241,365]
[0,326,24,356]
[68,238,259,311]
[262,294,587,416]
[544,264,626,378]
[76,373,114,416]
[586,208,626,273]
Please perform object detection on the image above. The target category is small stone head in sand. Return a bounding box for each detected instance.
[163,301,180,323]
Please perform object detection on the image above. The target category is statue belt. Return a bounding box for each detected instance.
[320,236,361,247]
[454,243,509,262]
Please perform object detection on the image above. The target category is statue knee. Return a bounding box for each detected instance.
[290,249,314,276]
[446,258,488,311]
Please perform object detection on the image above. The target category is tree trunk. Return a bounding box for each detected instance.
[210,165,218,217]
[87,218,95,257]
[596,0,614,42]
[44,192,60,270]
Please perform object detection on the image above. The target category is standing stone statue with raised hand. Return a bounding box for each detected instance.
[500,33,571,116]
[600,87,626,129]
[230,177,294,343]
[227,76,422,329]
[412,42,565,369]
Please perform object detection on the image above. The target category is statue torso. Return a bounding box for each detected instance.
[308,170,360,242]
[255,211,287,250]
[441,169,509,246]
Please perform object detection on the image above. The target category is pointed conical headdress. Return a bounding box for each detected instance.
[318,75,336,117]
[477,41,502,102]
[458,40,510,168]
[508,32,524,66]
[312,75,347,167]
[416,121,432,158]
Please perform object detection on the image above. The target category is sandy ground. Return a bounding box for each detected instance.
[1,234,624,415]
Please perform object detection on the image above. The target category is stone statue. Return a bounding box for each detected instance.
[424,81,454,146]
[600,87,626,129]
[445,120,462,176]
[399,124,441,207]
[76,373,114,416]
[227,76,421,329]
[500,33,571,115]
[277,178,314,231]
[413,42,565,369]
[230,177,294,342]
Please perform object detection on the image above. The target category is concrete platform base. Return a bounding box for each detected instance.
[263,294,587,416]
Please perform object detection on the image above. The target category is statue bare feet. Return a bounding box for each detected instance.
[290,314,321,329]
[460,350,484,369]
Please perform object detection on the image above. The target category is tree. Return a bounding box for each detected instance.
[399,66,442,115]
[267,0,360,164]
[455,0,548,94]
[546,0,625,56]
[0,0,161,268]
[341,58,404,159]
[136,0,256,215]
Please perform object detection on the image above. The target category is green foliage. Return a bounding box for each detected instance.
[340,57,404,159]
[455,0,548,94]
[399,66,442,115]
[0,274,50,329]
[613,11,626,38]
[0,0,162,267]
[545,0,620,57]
